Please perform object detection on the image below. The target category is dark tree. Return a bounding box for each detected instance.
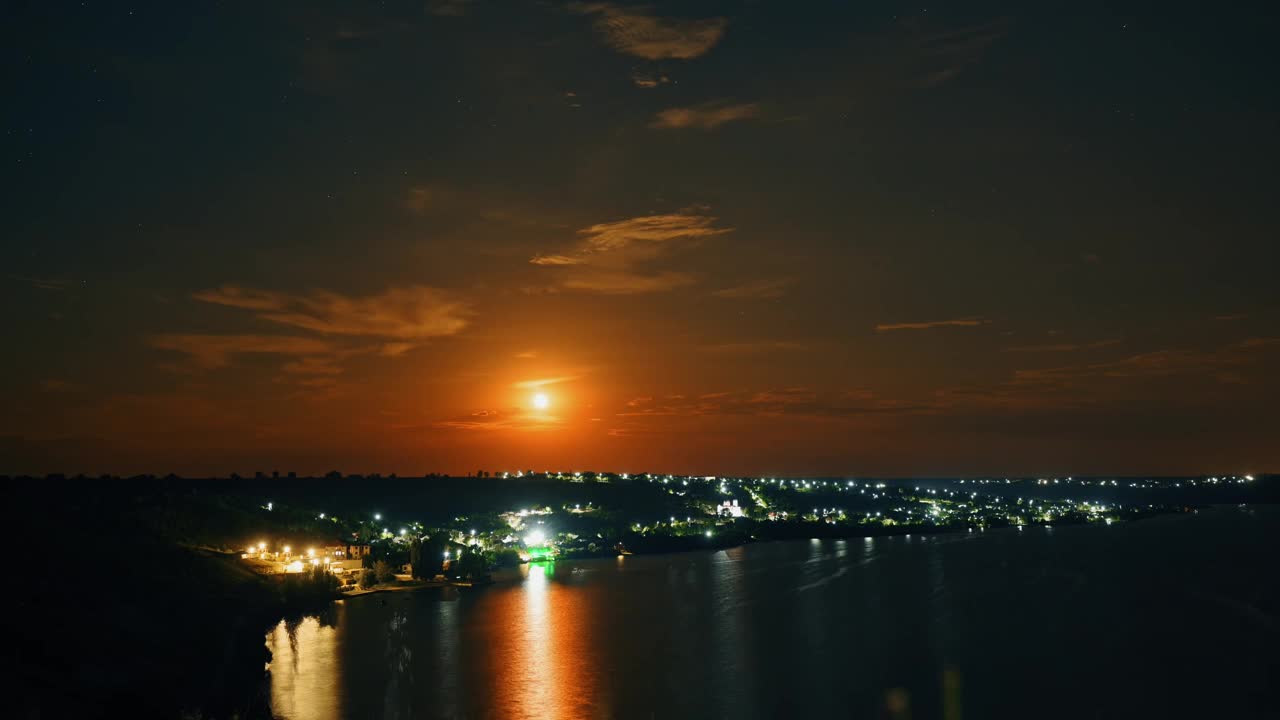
[373,559,393,584]
[452,548,487,579]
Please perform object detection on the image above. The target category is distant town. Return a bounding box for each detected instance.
[62,470,1250,596]
[11,470,1274,720]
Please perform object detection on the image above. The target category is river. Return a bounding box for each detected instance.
[266,505,1278,719]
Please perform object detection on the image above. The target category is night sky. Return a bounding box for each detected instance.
[4,1,1277,477]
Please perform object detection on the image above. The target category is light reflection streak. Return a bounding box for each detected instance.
[711,548,752,717]
[480,562,603,719]
[267,615,343,720]
[435,596,460,718]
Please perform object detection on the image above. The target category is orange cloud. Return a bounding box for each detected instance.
[615,388,931,421]
[650,102,760,129]
[513,376,578,389]
[574,211,732,254]
[875,317,990,332]
[697,341,805,354]
[529,254,587,266]
[712,277,793,299]
[530,209,731,294]
[281,357,344,375]
[632,71,670,88]
[1012,340,1280,386]
[149,334,335,369]
[193,285,471,340]
[1002,339,1121,353]
[572,3,727,60]
[434,408,565,432]
[561,270,696,294]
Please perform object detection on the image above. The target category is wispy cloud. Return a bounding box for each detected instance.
[572,211,732,255]
[632,71,670,88]
[1003,339,1121,353]
[193,285,471,340]
[1011,339,1280,388]
[698,341,806,354]
[513,376,578,389]
[529,254,586,267]
[907,19,1011,87]
[876,317,990,332]
[1240,337,1279,349]
[9,275,75,291]
[149,334,336,369]
[650,102,760,129]
[427,0,472,16]
[571,3,726,60]
[281,357,344,375]
[530,208,731,294]
[403,184,461,213]
[712,277,793,300]
[561,270,696,294]
[617,387,932,421]
[434,408,565,432]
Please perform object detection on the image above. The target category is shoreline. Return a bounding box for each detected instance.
[305,506,1233,606]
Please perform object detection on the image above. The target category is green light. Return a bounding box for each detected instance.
[527,546,554,560]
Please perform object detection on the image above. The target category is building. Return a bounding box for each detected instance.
[305,543,370,567]
[719,499,745,518]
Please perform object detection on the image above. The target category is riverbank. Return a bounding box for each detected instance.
[546,504,1198,562]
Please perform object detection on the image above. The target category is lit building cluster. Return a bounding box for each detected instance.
[242,542,364,575]
[236,472,1260,574]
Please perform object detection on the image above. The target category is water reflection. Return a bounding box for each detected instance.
[434,595,460,718]
[478,562,604,719]
[267,610,344,720]
[710,548,751,717]
[260,509,1277,719]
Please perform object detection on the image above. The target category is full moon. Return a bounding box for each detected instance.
[532,392,550,410]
